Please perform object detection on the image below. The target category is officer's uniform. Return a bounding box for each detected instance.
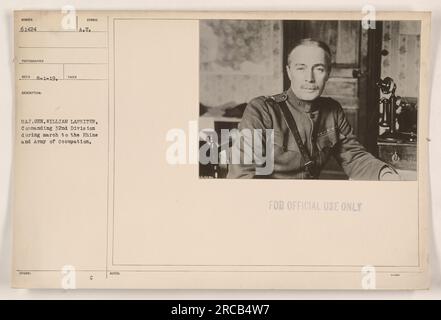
[227,88,395,180]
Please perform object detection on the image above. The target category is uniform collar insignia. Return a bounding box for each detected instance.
[286,87,320,113]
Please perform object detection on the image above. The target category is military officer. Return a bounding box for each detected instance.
[227,38,400,180]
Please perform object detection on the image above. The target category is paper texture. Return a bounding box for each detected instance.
[12,10,430,289]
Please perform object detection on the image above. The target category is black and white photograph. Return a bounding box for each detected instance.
[199,19,420,180]
[5,8,434,294]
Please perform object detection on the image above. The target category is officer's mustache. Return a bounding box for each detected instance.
[301,85,319,90]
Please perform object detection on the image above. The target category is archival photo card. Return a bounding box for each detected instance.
[12,10,430,289]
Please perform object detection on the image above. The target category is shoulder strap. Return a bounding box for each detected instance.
[277,100,312,165]
[277,100,320,177]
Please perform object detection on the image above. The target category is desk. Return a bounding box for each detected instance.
[378,140,417,180]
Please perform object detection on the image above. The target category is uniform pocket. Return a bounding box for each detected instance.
[272,131,302,172]
[273,130,299,152]
[317,127,336,137]
[316,131,338,151]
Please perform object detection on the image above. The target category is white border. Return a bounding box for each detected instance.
[1,0,440,299]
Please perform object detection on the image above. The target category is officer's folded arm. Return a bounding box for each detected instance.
[332,104,401,181]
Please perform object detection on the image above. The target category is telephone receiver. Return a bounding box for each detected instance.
[376,76,396,95]
[376,77,415,142]
[376,77,403,139]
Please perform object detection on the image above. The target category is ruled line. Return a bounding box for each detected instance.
[19,46,108,49]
